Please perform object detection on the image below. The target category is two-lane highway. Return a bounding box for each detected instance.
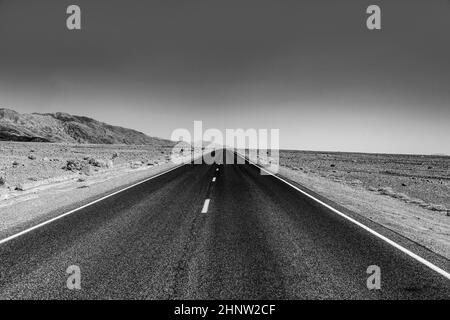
[0,150,449,299]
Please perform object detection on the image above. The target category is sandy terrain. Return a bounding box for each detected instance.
[280,151,450,214]
[0,141,179,195]
[278,150,450,259]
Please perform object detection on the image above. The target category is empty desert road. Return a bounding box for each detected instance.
[0,150,449,299]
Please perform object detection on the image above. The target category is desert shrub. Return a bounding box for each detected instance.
[64,159,86,171]
[86,158,113,168]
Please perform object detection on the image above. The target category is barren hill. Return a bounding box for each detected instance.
[0,108,172,145]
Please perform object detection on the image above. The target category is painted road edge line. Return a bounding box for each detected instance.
[0,163,187,246]
[201,199,211,213]
[236,152,450,281]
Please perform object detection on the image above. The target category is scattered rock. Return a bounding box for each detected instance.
[407,198,426,205]
[28,154,36,160]
[401,183,407,186]
[350,179,362,185]
[378,187,396,196]
[130,161,143,169]
[0,176,5,187]
[111,152,118,159]
[426,204,447,212]
[393,193,411,201]
[12,160,19,166]
[330,164,336,167]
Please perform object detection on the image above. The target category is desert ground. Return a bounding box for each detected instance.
[0,141,178,194]
[278,150,450,258]
[280,151,450,214]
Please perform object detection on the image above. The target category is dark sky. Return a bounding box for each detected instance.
[0,0,449,154]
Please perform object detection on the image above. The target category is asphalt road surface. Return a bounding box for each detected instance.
[0,150,449,299]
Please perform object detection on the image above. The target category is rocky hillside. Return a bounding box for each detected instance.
[0,108,172,145]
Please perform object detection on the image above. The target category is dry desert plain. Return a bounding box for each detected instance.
[280,151,450,213]
[0,141,177,192]
[279,150,450,258]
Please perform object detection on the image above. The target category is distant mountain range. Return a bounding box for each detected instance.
[0,108,173,145]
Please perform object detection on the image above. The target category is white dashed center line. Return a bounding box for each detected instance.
[201,199,210,213]
[216,168,219,172]
[212,177,216,182]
